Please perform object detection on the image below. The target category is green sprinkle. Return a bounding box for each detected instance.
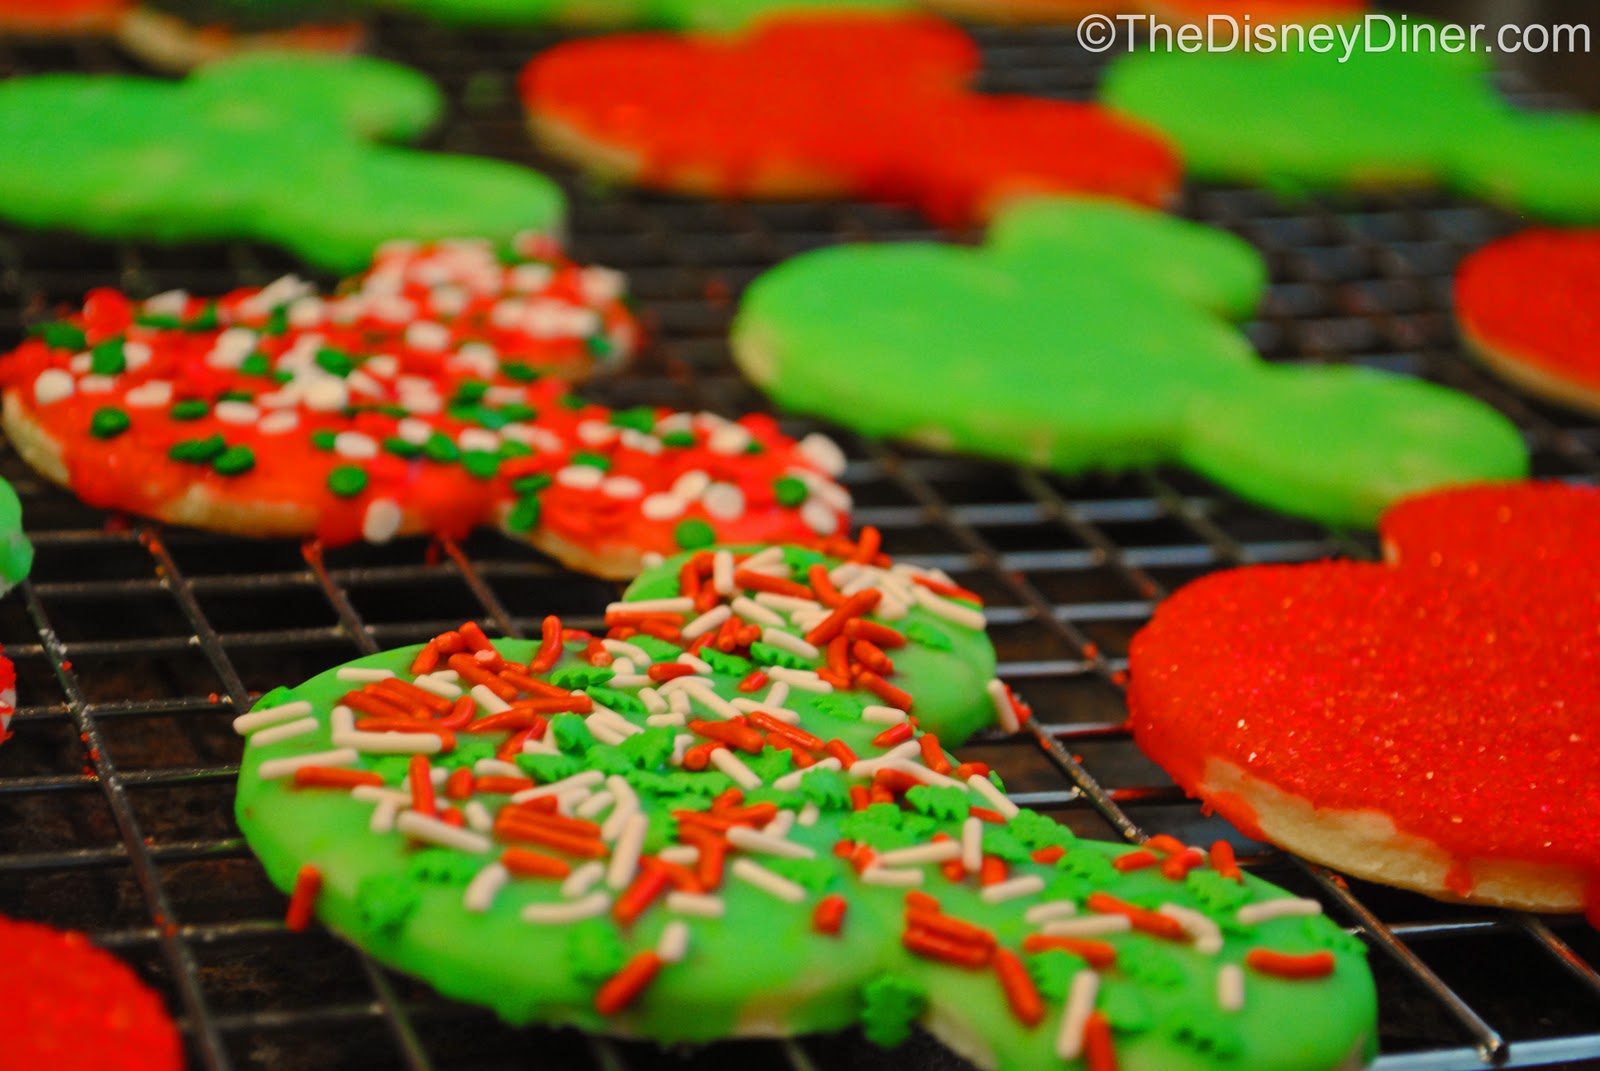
[218,389,254,403]
[169,434,226,463]
[673,519,716,550]
[750,642,809,670]
[700,649,752,677]
[608,407,656,433]
[188,303,219,331]
[272,369,294,385]
[512,473,552,495]
[169,399,209,421]
[384,436,422,459]
[134,314,182,330]
[773,476,809,507]
[89,338,126,375]
[327,466,368,497]
[498,440,533,460]
[501,361,540,383]
[423,434,459,463]
[558,394,586,411]
[32,322,87,350]
[499,403,538,423]
[213,445,256,476]
[585,334,613,358]
[239,353,272,377]
[661,430,697,448]
[462,451,500,480]
[264,306,289,336]
[453,380,490,405]
[745,440,766,455]
[315,348,354,377]
[90,407,130,439]
[506,496,541,533]
[311,429,338,452]
[570,451,610,472]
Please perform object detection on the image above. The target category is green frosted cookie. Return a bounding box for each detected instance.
[235,540,1377,1070]
[1101,26,1600,222]
[732,198,1527,528]
[0,52,565,273]
[0,478,31,596]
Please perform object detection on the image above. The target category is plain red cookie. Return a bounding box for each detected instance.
[0,914,183,1071]
[1128,481,1600,918]
[521,13,1180,226]
[1456,228,1600,415]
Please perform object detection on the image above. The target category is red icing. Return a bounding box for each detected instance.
[1129,481,1600,899]
[0,914,182,1071]
[1456,228,1600,399]
[0,0,125,29]
[521,14,1180,226]
[0,238,848,562]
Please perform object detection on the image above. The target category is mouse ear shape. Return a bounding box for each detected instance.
[988,199,1266,321]
[1455,111,1600,224]
[1379,481,1600,573]
[189,53,444,144]
[1179,365,1528,528]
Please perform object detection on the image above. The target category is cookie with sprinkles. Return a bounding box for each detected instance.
[235,536,1377,1070]
[0,235,849,577]
[1,913,183,1071]
[1129,481,1600,918]
[119,0,366,72]
[0,648,16,747]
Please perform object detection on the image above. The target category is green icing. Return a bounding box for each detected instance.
[698,648,752,677]
[0,479,33,593]
[903,620,953,652]
[1008,808,1076,851]
[734,198,1527,528]
[1028,949,1089,1002]
[233,544,1377,1069]
[903,784,969,822]
[0,53,563,272]
[1102,27,1600,223]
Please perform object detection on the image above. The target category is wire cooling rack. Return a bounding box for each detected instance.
[1,13,1598,1071]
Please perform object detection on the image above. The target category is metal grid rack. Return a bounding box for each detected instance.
[1,13,1598,1071]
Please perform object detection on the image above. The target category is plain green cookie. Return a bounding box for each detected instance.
[0,478,32,595]
[234,544,1378,1071]
[0,52,565,273]
[1100,26,1600,221]
[732,198,1527,528]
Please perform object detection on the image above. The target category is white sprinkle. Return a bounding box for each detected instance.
[362,499,404,544]
[771,756,842,792]
[510,769,606,803]
[1025,901,1079,925]
[861,866,925,888]
[798,802,820,827]
[880,757,964,791]
[369,799,400,834]
[330,705,354,738]
[671,470,711,500]
[706,423,751,455]
[658,845,699,867]
[396,811,491,854]
[334,431,379,460]
[609,597,695,616]
[982,875,1047,904]
[670,732,694,766]
[587,720,628,747]
[602,639,651,663]
[207,327,257,369]
[731,858,806,903]
[682,605,733,641]
[233,699,314,735]
[1161,903,1224,954]
[967,774,1020,819]
[77,374,116,394]
[556,465,605,490]
[640,493,687,520]
[470,684,512,714]
[987,679,1022,734]
[862,704,908,725]
[708,550,734,597]
[656,920,691,964]
[753,592,821,615]
[702,483,745,521]
[876,840,962,867]
[760,629,820,662]
[404,320,451,351]
[430,766,450,787]
[797,433,847,476]
[676,653,714,675]
[1236,898,1324,926]
[257,411,300,436]
[645,712,686,728]
[601,779,640,842]
[730,699,799,724]
[302,377,348,412]
[510,262,553,292]
[1055,970,1100,1061]
[338,731,443,755]
[248,716,318,747]
[365,354,399,379]
[767,810,795,838]
[464,801,493,833]
[674,680,742,721]
[575,790,616,820]
[562,861,606,899]
[337,667,395,683]
[601,476,644,500]
[1043,915,1133,939]
[412,675,463,700]
[762,682,790,710]
[257,748,358,780]
[556,785,595,814]
[727,825,815,860]
[576,419,618,447]
[667,892,725,918]
[142,289,188,316]
[765,666,832,693]
[463,863,510,913]
[913,584,986,631]
[606,812,649,890]
[710,748,763,790]
[352,785,410,807]
[961,816,985,874]
[33,369,74,405]
[397,417,433,444]
[473,758,523,778]
[731,596,785,628]
[1218,964,1246,1012]
[458,428,499,453]
[522,892,611,924]
[124,380,173,408]
[800,499,839,536]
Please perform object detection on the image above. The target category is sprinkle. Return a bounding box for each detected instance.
[412,675,463,700]
[594,950,664,1015]
[610,597,695,616]
[602,776,641,841]
[1022,935,1118,969]
[522,892,611,925]
[986,679,1022,733]
[1159,903,1224,954]
[337,667,395,683]
[726,825,815,860]
[602,639,651,663]
[1244,949,1337,979]
[666,892,725,918]
[1236,898,1324,926]
[1218,964,1245,1012]
[759,628,821,662]
[501,847,574,880]
[233,699,314,735]
[731,858,806,903]
[285,864,322,933]
[876,841,962,867]
[860,866,924,888]
[753,592,821,614]
[1041,916,1133,939]
[511,769,605,803]
[33,368,75,404]
[880,757,964,791]
[703,484,745,520]
[1024,901,1079,925]
[798,802,820,827]
[966,774,1020,819]
[1054,969,1100,1061]
[396,811,490,854]
[981,875,1046,904]
[606,813,649,890]
[1085,894,1188,941]
[682,605,733,641]
[765,666,833,693]
[463,863,511,913]
[730,596,785,628]
[464,801,493,833]
[369,799,400,834]
[960,816,985,874]
[362,499,404,544]
[575,790,617,820]
[249,716,318,747]
[772,756,843,791]
[993,948,1046,1028]
[562,861,606,899]
[257,748,359,780]
[709,748,763,790]
[337,730,444,755]
[797,433,847,476]
[801,499,839,535]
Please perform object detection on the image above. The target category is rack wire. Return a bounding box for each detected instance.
[1,12,1598,1071]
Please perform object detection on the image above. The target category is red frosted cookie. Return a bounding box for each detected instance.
[0,649,14,746]
[1456,228,1600,415]
[521,13,1180,226]
[0,914,183,1071]
[1128,481,1600,918]
[0,235,849,578]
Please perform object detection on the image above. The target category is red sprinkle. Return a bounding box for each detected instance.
[613,864,672,926]
[1145,834,1187,856]
[1021,935,1118,969]
[918,733,952,774]
[733,568,815,600]
[1210,840,1243,883]
[1161,848,1206,881]
[903,927,993,968]
[408,755,435,817]
[859,670,913,712]
[813,893,848,935]
[501,847,572,879]
[648,663,696,683]
[1112,850,1159,873]
[285,864,322,933]
[807,563,844,607]
[736,670,769,693]
[805,589,882,646]
[593,950,665,1015]
[1085,893,1187,941]
[993,948,1045,1027]
[529,614,564,673]
[845,618,905,648]
[871,721,915,749]
[1031,846,1066,865]
[1245,949,1337,979]
[979,855,1008,886]
[444,767,474,801]
[1084,1010,1119,1071]
[824,738,858,767]
[292,766,384,789]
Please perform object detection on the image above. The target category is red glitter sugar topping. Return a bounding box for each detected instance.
[1456,228,1600,395]
[1129,481,1600,879]
[0,914,183,1071]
